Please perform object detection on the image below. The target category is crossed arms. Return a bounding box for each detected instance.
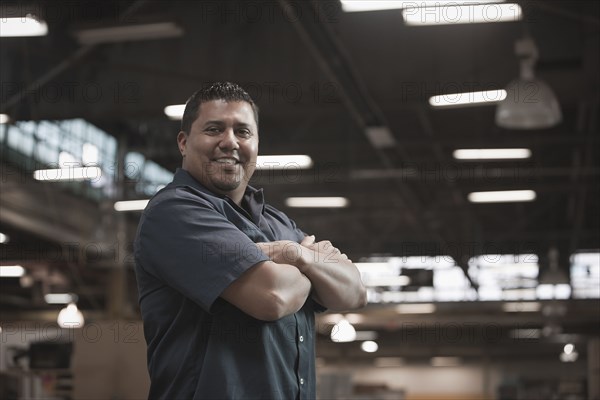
[221,235,367,321]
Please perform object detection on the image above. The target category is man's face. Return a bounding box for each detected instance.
[177,100,258,199]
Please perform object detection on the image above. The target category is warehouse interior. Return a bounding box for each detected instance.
[1,1,599,399]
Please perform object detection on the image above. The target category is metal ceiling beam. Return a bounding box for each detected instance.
[275,0,492,287]
[2,0,149,114]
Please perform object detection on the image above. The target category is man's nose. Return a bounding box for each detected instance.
[219,128,239,151]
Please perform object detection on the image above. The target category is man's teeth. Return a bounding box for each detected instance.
[215,158,238,165]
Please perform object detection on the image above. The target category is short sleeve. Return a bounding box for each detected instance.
[136,188,270,312]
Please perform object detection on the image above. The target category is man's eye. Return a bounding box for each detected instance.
[237,129,251,137]
[205,127,221,134]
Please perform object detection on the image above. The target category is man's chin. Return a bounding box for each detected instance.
[214,179,242,192]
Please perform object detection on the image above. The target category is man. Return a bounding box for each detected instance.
[134,82,366,399]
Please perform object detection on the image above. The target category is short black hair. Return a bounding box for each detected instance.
[180,82,259,134]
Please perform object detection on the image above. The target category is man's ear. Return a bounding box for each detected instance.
[177,131,187,157]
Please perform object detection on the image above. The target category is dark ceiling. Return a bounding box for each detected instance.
[1,0,599,350]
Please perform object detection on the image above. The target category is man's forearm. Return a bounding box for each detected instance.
[299,256,367,311]
[257,239,367,311]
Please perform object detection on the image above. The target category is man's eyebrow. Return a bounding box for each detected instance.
[201,120,253,127]
[202,120,225,126]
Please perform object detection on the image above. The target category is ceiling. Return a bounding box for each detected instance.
[1,0,599,359]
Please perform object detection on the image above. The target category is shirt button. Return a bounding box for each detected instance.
[299,335,304,342]
[300,378,304,385]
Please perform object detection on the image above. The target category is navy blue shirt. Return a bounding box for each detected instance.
[134,169,322,399]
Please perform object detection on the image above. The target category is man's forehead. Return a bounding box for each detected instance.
[194,99,256,126]
[197,100,255,120]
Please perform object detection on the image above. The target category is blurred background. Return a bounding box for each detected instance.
[1,1,599,399]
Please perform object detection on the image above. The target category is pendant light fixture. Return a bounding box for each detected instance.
[496,36,562,129]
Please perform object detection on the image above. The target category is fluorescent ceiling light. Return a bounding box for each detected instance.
[45,293,76,304]
[374,357,405,367]
[403,3,521,26]
[0,265,25,278]
[468,190,536,203]
[502,301,541,312]
[509,328,541,339]
[114,199,150,211]
[396,303,436,314]
[341,0,406,12]
[355,262,392,269]
[0,15,48,37]
[345,313,365,324]
[341,1,503,12]
[285,197,349,208]
[365,126,396,149]
[75,21,183,45]
[256,155,313,170]
[164,104,185,120]
[429,89,507,108]
[33,167,102,182]
[363,275,411,287]
[431,357,462,367]
[355,330,378,341]
[0,114,10,124]
[0,233,8,244]
[453,148,531,160]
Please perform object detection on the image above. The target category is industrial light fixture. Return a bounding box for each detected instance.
[361,341,379,353]
[429,89,507,108]
[502,301,541,312]
[362,275,411,287]
[57,302,84,328]
[164,104,185,120]
[74,21,183,45]
[0,114,10,124]
[496,37,562,129]
[114,199,150,211]
[45,293,76,304]
[365,126,396,149]
[330,318,356,342]
[403,3,521,26]
[33,167,102,181]
[508,328,542,339]
[0,15,48,37]
[468,190,536,203]
[0,265,25,278]
[0,232,9,244]
[354,331,378,341]
[431,357,462,367]
[374,357,405,367]
[453,148,532,160]
[285,197,349,208]
[396,303,436,314]
[560,343,578,362]
[537,247,571,300]
[256,155,313,170]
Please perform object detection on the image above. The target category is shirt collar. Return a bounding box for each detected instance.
[172,168,265,210]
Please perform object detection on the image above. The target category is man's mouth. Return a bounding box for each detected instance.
[213,157,240,166]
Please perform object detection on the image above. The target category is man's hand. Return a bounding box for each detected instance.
[257,235,366,311]
[300,238,352,268]
[256,240,306,266]
[257,236,351,270]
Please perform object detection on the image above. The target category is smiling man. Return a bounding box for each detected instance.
[134,82,366,399]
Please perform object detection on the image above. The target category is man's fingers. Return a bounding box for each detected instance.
[301,235,316,247]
